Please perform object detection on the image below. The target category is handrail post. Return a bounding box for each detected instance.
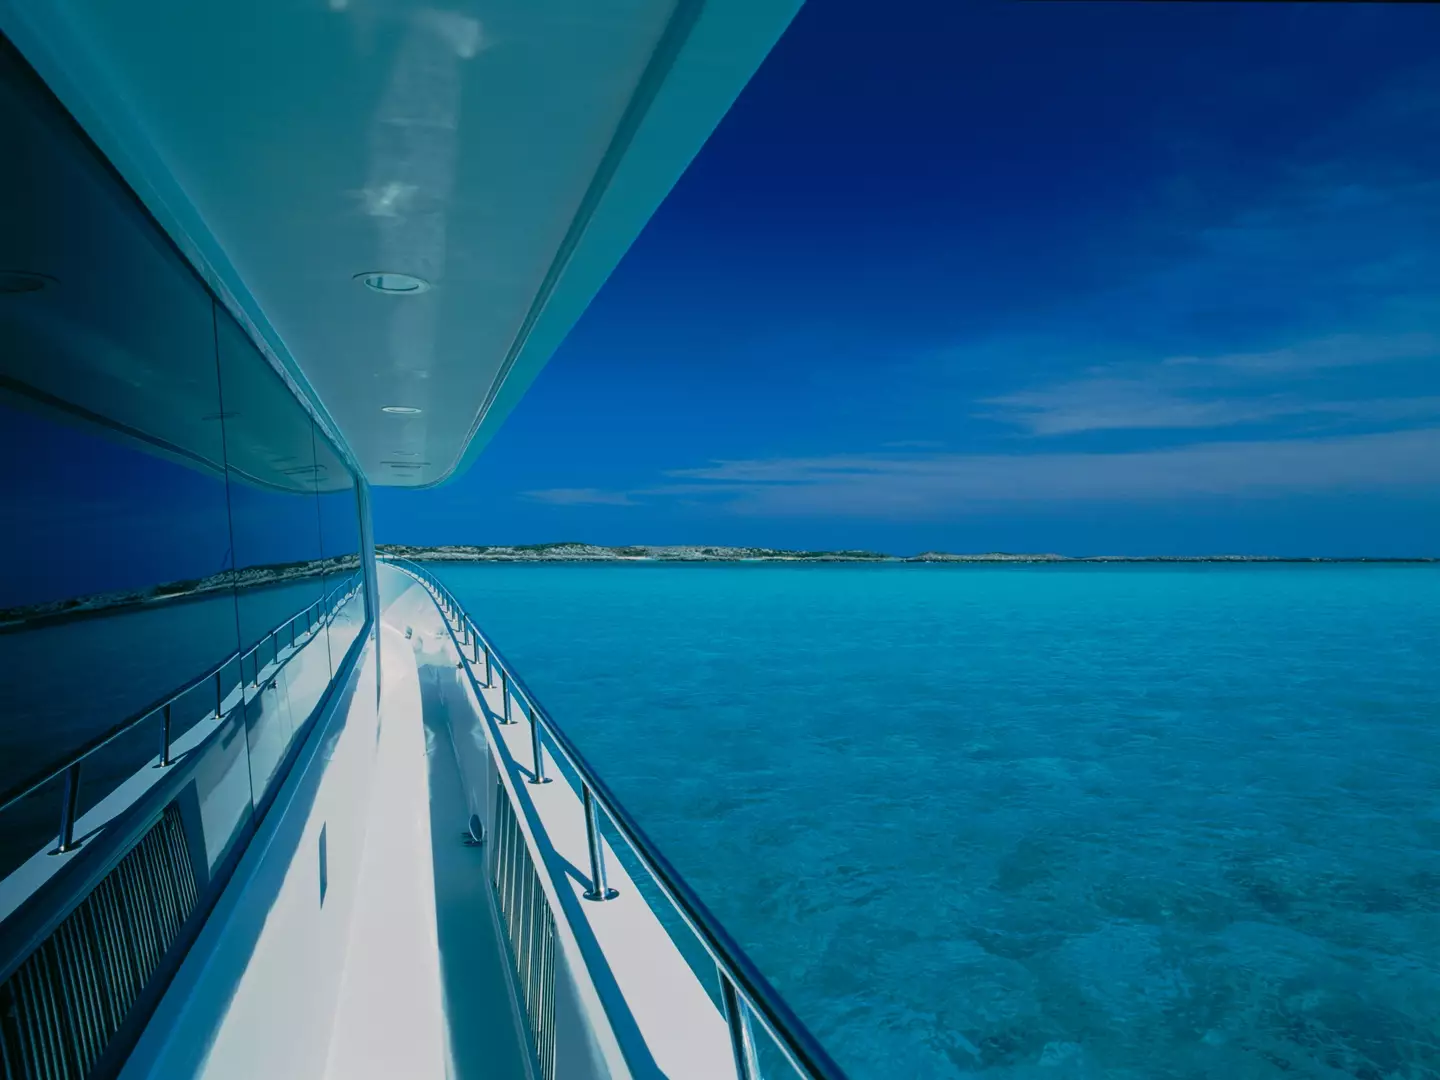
[501,668,512,724]
[55,762,82,854]
[582,785,618,901]
[215,669,225,719]
[720,972,763,1080]
[484,647,493,687]
[527,703,551,785]
[159,703,173,767]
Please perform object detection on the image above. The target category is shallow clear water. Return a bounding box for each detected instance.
[436,562,1440,1080]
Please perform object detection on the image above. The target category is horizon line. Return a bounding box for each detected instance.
[375,542,1438,562]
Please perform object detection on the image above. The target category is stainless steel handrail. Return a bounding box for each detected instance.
[0,573,364,852]
[382,555,849,1080]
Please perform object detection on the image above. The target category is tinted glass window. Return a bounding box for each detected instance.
[215,311,334,805]
[314,429,366,667]
[0,38,369,883]
[0,45,243,876]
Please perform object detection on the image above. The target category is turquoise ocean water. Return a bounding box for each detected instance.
[436,562,1440,1080]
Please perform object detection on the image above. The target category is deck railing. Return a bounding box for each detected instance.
[381,555,849,1080]
[0,573,364,855]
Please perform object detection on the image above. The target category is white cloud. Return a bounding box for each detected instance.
[520,487,637,506]
[976,332,1440,437]
[649,427,1440,518]
[1164,332,1440,376]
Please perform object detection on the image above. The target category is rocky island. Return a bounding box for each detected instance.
[376,544,1434,564]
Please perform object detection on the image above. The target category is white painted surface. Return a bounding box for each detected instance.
[323,616,449,1080]
[327,571,529,1080]
[120,638,381,1080]
[124,574,529,1080]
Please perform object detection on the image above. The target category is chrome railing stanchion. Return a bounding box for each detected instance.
[55,762,82,854]
[159,703,173,767]
[484,647,493,687]
[215,670,225,719]
[501,668,512,724]
[582,785,618,901]
[720,972,763,1080]
[527,703,551,785]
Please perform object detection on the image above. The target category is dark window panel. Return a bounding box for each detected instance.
[313,424,366,673]
[214,309,331,804]
[0,36,246,878]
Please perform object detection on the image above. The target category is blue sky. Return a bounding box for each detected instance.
[374,0,1440,556]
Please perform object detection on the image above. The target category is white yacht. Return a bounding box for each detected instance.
[0,4,844,1078]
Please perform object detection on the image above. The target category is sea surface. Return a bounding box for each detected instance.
[434,562,1440,1080]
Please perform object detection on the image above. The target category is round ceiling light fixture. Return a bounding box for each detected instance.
[355,271,430,295]
[0,271,56,294]
[381,405,423,415]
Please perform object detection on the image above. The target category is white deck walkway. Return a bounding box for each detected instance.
[325,574,527,1080]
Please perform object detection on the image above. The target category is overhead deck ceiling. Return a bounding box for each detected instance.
[0,0,799,486]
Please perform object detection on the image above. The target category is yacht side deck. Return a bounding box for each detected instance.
[98,562,845,1080]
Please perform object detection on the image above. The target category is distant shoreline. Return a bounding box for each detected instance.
[378,543,1437,565]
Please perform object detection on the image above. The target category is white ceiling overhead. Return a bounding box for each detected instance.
[0,0,800,486]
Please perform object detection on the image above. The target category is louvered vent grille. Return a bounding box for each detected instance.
[491,790,557,1080]
[0,803,196,1079]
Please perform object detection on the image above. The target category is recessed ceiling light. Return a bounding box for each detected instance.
[356,271,430,295]
[0,271,56,294]
[391,450,419,456]
[381,405,422,415]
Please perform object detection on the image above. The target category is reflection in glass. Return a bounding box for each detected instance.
[0,40,245,877]
[0,31,369,896]
[314,428,366,669]
[215,311,333,805]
